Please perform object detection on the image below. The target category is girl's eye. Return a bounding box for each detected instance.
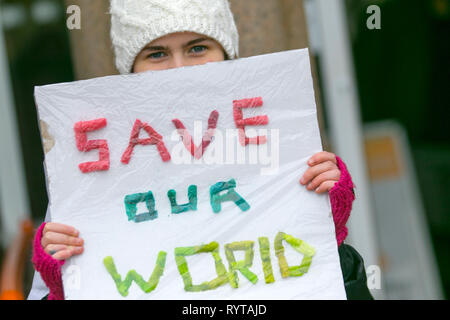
[148,52,167,59]
[190,45,207,54]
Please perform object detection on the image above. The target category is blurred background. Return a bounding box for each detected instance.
[0,0,448,300]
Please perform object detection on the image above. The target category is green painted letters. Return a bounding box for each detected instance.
[274,232,315,278]
[174,242,228,292]
[103,251,167,297]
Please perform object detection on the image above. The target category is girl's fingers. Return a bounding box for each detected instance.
[41,223,84,261]
[315,180,337,194]
[44,244,67,255]
[51,249,71,261]
[41,231,84,248]
[300,161,337,185]
[51,246,84,261]
[43,222,79,237]
[306,169,341,191]
[307,151,337,166]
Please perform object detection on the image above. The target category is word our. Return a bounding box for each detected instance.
[124,178,250,223]
[74,97,268,174]
[103,231,316,297]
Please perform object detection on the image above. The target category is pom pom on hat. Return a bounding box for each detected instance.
[110,0,239,74]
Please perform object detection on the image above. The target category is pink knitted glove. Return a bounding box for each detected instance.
[32,222,65,300]
[329,156,355,247]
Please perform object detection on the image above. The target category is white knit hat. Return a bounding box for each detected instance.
[110,0,240,74]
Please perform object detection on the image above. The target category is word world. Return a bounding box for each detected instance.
[104,231,316,297]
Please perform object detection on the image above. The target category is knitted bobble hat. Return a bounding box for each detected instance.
[110,0,240,74]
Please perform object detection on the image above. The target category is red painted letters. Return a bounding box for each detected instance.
[74,118,110,173]
[172,110,219,159]
[121,119,171,164]
[233,97,269,146]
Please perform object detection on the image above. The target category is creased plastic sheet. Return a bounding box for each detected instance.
[34,49,346,300]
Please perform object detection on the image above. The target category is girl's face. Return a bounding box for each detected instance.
[132,32,227,73]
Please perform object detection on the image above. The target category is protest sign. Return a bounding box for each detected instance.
[35,49,346,299]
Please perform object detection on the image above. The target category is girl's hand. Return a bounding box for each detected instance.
[299,151,341,194]
[41,222,84,261]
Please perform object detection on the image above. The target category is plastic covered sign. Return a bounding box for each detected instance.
[34,49,346,299]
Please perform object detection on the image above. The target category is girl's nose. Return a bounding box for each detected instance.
[170,54,187,69]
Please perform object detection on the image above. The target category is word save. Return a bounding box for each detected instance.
[74,97,268,173]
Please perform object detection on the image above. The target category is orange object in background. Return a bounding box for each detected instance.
[0,290,24,300]
[364,135,404,181]
[0,220,34,300]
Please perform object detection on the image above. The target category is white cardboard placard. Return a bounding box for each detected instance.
[35,49,346,300]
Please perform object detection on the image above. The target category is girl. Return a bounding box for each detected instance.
[29,0,372,300]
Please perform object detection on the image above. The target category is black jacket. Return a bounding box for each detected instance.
[339,243,374,300]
